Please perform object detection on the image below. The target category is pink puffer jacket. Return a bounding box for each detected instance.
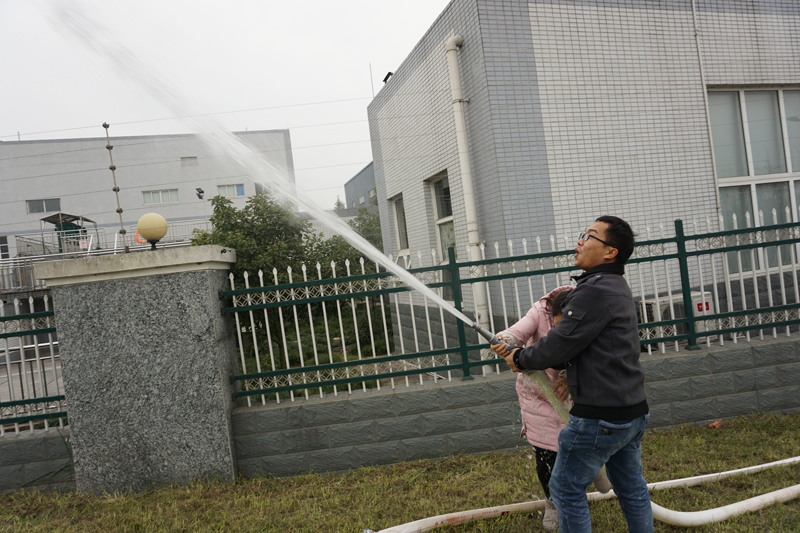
[499,286,572,451]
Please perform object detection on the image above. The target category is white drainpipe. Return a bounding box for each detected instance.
[445,35,490,331]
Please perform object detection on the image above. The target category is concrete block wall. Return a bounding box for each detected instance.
[233,336,800,478]
[233,374,527,477]
[642,336,800,428]
[3,336,798,488]
[0,429,74,493]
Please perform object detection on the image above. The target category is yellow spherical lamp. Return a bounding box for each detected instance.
[137,213,168,251]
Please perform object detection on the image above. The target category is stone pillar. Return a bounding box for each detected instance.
[35,246,238,493]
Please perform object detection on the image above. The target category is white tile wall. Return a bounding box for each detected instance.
[367,0,800,312]
[528,3,718,240]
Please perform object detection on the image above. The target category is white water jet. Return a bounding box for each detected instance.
[52,2,477,329]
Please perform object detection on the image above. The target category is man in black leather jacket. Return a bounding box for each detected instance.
[492,216,653,533]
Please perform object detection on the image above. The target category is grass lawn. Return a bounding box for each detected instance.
[1,412,799,532]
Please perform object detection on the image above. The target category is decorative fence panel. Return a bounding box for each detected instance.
[0,296,65,435]
[222,218,800,405]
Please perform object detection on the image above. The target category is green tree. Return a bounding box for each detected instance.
[334,195,346,210]
[192,193,369,281]
[348,207,383,251]
[193,194,316,280]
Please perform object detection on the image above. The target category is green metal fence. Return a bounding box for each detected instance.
[0,299,66,433]
[221,218,800,403]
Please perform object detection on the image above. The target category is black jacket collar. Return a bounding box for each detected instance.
[572,262,625,282]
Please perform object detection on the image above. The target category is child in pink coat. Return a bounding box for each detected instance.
[498,286,610,531]
[497,287,571,492]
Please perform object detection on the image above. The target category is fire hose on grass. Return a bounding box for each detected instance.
[362,324,800,531]
[375,456,800,532]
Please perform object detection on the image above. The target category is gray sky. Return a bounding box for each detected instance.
[0,0,452,208]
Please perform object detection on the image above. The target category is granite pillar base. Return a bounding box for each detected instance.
[35,246,238,493]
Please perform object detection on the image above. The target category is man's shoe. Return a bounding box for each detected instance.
[593,469,613,493]
[543,498,559,532]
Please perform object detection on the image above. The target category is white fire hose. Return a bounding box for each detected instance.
[376,456,800,532]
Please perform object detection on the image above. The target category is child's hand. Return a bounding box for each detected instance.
[490,343,509,357]
[553,375,570,402]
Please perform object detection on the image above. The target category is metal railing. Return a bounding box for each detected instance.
[1,218,211,296]
[14,229,105,257]
[221,217,800,405]
[0,296,65,435]
[3,215,799,428]
[0,240,198,297]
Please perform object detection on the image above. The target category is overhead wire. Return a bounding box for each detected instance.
[1,89,456,224]
[0,96,373,140]
[0,141,430,210]
[0,87,452,141]
[0,110,452,188]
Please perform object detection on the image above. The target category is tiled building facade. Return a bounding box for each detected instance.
[369,0,800,277]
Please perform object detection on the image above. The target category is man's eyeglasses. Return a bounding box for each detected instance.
[579,232,613,247]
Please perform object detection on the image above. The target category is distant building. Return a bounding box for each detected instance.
[343,162,376,209]
[307,206,379,241]
[0,130,294,257]
[306,163,378,241]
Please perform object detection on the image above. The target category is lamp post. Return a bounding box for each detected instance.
[137,213,168,251]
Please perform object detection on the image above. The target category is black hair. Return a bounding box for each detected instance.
[595,215,636,264]
[550,289,573,317]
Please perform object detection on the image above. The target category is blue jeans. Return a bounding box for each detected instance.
[549,414,653,533]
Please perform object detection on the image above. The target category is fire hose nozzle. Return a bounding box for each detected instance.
[469,322,507,346]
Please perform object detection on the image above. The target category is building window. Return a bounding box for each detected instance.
[359,196,365,205]
[218,184,245,197]
[255,183,270,195]
[369,188,376,199]
[719,181,795,273]
[710,88,800,274]
[143,189,178,205]
[26,198,60,214]
[431,175,455,260]
[709,89,797,179]
[181,156,198,166]
[430,173,455,300]
[0,236,8,259]
[393,197,409,251]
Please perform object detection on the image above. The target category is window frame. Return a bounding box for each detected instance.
[26,198,61,214]
[711,88,798,185]
[428,173,456,302]
[142,189,179,205]
[429,174,455,262]
[711,88,800,267]
[217,184,246,198]
[392,195,409,256]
